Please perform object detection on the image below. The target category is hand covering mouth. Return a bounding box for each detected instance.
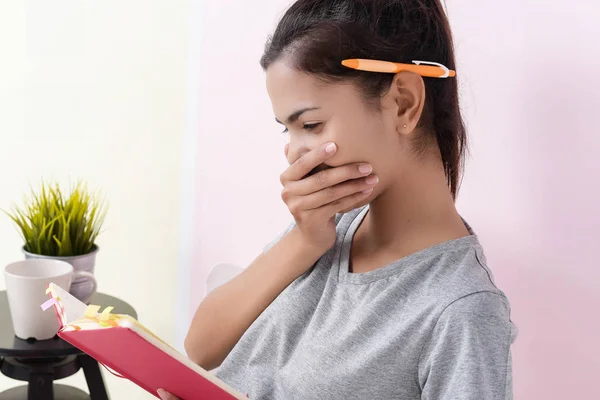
[303,164,332,179]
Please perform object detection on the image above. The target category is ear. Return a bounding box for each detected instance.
[386,71,426,135]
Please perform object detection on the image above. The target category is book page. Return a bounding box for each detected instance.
[47,282,88,326]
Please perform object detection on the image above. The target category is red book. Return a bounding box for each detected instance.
[43,283,246,399]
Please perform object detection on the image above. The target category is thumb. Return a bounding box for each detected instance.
[157,389,179,400]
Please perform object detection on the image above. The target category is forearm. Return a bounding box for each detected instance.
[184,227,324,370]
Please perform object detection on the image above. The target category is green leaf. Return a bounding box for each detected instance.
[3,179,108,256]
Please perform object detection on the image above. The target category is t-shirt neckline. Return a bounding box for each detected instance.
[335,206,481,285]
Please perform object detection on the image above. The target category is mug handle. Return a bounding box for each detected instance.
[72,270,98,304]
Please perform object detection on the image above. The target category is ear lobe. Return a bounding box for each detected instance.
[392,71,426,133]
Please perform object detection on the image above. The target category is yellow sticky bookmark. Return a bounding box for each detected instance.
[99,306,114,321]
[45,283,54,295]
[84,305,101,318]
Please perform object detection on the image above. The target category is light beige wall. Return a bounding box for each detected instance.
[0,1,189,397]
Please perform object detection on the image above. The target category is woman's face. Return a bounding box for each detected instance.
[266,60,407,195]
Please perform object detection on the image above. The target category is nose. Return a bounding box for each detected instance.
[286,135,311,165]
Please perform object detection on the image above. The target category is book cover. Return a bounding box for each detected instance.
[41,283,247,399]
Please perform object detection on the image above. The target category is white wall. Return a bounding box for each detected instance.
[0,1,189,398]
[190,1,600,399]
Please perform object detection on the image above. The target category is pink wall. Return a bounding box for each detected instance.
[189,1,600,398]
[451,2,600,398]
[190,0,291,304]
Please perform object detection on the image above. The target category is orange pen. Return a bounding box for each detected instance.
[341,59,456,78]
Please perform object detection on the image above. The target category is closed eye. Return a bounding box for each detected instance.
[281,122,322,134]
[303,123,322,131]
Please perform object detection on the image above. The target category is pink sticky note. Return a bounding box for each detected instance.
[40,297,57,311]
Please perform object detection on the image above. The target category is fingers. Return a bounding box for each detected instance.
[287,175,379,211]
[279,141,378,227]
[286,163,373,196]
[317,186,375,217]
[280,142,337,183]
[157,389,179,400]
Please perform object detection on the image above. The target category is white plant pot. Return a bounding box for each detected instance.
[22,245,99,303]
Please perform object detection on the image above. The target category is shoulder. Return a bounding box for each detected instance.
[440,291,512,324]
[420,233,507,304]
[410,229,514,328]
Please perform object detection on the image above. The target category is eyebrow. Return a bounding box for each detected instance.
[275,107,320,125]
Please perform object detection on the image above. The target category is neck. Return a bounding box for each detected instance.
[359,153,468,255]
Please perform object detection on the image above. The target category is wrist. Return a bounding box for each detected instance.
[287,226,331,260]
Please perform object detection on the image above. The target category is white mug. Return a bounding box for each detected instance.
[4,259,97,340]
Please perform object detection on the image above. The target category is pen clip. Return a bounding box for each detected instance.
[412,60,451,78]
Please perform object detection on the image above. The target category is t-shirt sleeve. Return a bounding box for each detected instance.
[418,291,516,400]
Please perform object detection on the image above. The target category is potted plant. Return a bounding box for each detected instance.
[4,180,108,301]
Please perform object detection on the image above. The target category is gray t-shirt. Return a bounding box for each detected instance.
[215,206,516,399]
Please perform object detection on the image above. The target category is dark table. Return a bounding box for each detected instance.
[0,291,137,400]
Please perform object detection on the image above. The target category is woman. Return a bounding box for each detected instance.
[161,0,516,398]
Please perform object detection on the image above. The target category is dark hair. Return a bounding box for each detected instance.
[260,0,466,199]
